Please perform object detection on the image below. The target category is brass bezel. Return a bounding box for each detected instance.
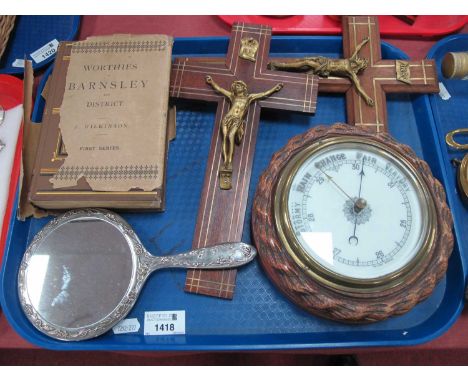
[273,136,437,295]
[458,154,468,205]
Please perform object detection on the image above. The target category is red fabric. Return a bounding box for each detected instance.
[78,16,229,40]
[77,16,468,61]
[0,75,23,110]
[219,15,468,38]
[0,75,23,263]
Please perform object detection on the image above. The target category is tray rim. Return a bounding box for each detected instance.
[0,74,24,256]
[0,35,465,351]
[426,33,468,279]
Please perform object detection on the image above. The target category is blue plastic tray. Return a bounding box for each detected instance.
[1,36,465,350]
[427,35,468,288]
[0,16,80,75]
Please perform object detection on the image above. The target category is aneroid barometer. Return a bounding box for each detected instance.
[252,124,453,322]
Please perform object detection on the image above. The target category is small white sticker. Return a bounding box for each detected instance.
[438,82,451,101]
[30,39,59,64]
[12,59,25,68]
[112,318,140,335]
[144,310,185,336]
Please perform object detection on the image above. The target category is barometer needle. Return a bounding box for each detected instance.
[357,160,365,200]
[349,158,366,245]
[316,166,355,203]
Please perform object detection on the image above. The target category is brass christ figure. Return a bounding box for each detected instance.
[205,76,283,189]
[269,37,374,106]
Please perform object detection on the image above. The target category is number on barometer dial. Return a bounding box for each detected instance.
[286,142,428,281]
[253,124,453,323]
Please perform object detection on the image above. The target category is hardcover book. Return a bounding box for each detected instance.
[29,34,173,210]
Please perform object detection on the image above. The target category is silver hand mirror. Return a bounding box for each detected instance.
[18,209,256,341]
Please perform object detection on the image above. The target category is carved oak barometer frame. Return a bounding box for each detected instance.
[252,124,453,323]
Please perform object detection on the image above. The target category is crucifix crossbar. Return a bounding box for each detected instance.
[170,22,318,299]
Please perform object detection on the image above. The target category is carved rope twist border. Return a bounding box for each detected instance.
[252,123,453,323]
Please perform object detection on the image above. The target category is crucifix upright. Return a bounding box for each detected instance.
[170,22,318,299]
[340,15,438,132]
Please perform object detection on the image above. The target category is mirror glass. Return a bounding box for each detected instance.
[25,216,134,329]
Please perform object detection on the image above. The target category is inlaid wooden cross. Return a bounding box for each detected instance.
[170,22,318,299]
[270,15,439,133]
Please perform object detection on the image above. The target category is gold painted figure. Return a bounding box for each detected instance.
[269,37,374,106]
[205,75,283,189]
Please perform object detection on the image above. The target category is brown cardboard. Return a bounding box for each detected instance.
[18,60,49,220]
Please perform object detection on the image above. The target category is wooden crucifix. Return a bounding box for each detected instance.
[269,15,439,132]
[170,22,318,299]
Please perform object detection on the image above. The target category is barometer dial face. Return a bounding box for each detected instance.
[276,139,434,287]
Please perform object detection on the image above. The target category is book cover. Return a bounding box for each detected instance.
[29,34,173,210]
